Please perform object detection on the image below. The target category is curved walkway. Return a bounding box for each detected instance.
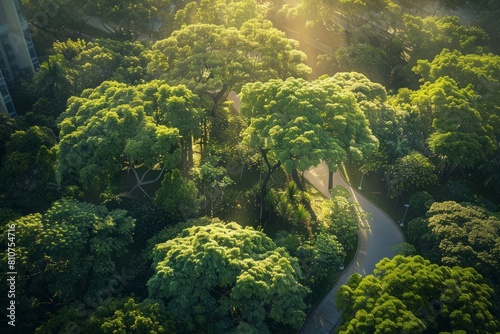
[299,162,405,334]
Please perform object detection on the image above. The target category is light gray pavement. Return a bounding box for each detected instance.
[298,161,405,334]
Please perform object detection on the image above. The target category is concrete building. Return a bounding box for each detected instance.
[0,0,39,117]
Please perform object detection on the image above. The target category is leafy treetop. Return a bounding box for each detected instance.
[147,218,310,333]
[336,255,499,333]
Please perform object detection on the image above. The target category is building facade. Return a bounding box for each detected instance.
[0,0,39,117]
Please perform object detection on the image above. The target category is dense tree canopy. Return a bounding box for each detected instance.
[147,218,309,333]
[0,125,57,211]
[174,0,266,29]
[394,76,496,182]
[52,38,152,92]
[409,201,500,284]
[413,49,500,140]
[22,0,174,40]
[154,169,199,222]
[147,20,310,101]
[395,15,489,64]
[1,198,134,303]
[241,75,378,181]
[57,81,197,192]
[336,255,499,333]
[5,0,500,332]
[335,44,391,85]
[389,152,438,198]
[33,297,175,334]
[319,186,361,253]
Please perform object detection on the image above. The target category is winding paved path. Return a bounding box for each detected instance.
[298,161,405,334]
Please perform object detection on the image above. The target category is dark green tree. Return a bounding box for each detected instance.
[147,219,309,333]
[147,20,310,155]
[154,169,199,222]
[335,44,391,85]
[57,81,186,194]
[389,152,438,198]
[395,76,496,182]
[241,76,378,196]
[319,186,362,253]
[0,125,57,212]
[336,255,499,333]
[0,198,135,305]
[426,201,500,284]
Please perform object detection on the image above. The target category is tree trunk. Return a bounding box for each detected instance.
[291,169,318,222]
[259,148,281,221]
[440,162,459,184]
[187,134,194,170]
[210,84,228,117]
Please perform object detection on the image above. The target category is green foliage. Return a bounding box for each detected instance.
[289,0,391,29]
[148,219,309,333]
[389,152,438,198]
[309,232,345,280]
[0,125,57,212]
[174,0,266,29]
[336,255,500,333]
[190,156,234,216]
[52,38,151,92]
[391,242,417,256]
[154,169,199,222]
[426,201,500,284]
[21,0,92,38]
[330,72,405,169]
[409,191,434,216]
[413,49,500,141]
[265,182,308,228]
[31,54,73,117]
[286,231,344,296]
[148,20,310,93]
[57,81,184,192]
[145,216,214,255]
[86,0,174,38]
[22,0,174,39]
[88,298,175,333]
[396,76,496,181]
[34,297,175,334]
[241,76,378,176]
[0,198,135,302]
[335,45,391,84]
[396,15,489,63]
[319,187,361,252]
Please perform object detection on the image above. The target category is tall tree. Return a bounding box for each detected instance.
[147,20,310,155]
[318,186,362,253]
[52,38,151,93]
[331,72,405,169]
[395,76,496,182]
[0,125,57,212]
[0,198,135,304]
[34,298,175,334]
[174,0,266,29]
[147,218,309,333]
[336,255,499,333]
[154,169,199,222]
[32,55,73,117]
[240,76,378,195]
[388,152,438,199]
[335,44,391,85]
[57,81,186,193]
[413,49,500,142]
[425,201,500,285]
